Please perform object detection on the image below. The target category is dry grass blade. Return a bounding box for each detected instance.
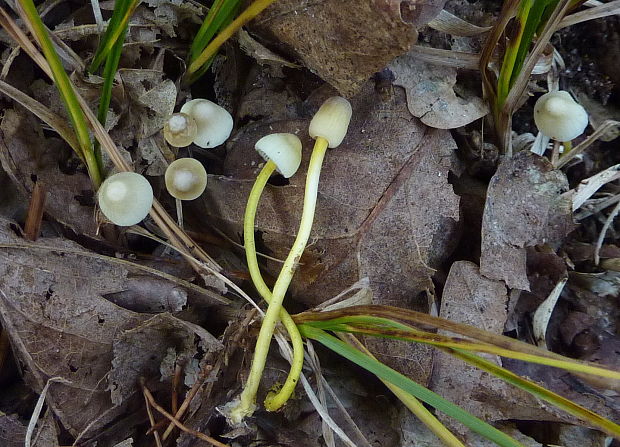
[594,200,620,265]
[558,0,620,28]
[0,78,80,153]
[428,9,492,36]
[293,305,619,377]
[569,164,620,211]
[411,45,552,75]
[555,120,620,169]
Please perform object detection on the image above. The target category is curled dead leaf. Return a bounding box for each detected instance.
[389,53,488,129]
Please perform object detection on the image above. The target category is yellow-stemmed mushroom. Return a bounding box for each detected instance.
[243,133,303,412]
[227,97,352,424]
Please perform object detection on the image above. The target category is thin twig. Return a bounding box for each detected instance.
[555,120,620,169]
[141,382,230,447]
[172,362,182,415]
[141,380,164,447]
[161,309,256,440]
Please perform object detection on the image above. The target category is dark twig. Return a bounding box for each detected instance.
[141,381,230,447]
[141,379,163,447]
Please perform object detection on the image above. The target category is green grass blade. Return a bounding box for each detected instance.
[94,16,129,169]
[510,0,558,87]
[450,349,620,438]
[186,0,277,80]
[18,0,103,187]
[304,316,620,380]
[294,307,620,381]
[300,325,525,447]
[89,0,139,73]
[189,0,242,62]
[497,0,533,105]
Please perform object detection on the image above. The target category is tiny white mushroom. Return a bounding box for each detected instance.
[180,99,233,148]
[308,96,353,148]
[534,91,588,141]
[98,172,153,226]
[165,158,207,200]
[255,133,302,178]
[164,112,198,147]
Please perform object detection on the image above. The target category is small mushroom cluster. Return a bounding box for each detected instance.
[97,94,355,424]
[98,98,232,226]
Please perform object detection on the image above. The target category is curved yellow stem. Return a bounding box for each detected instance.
[229,137,329,423]
[243,159,304,411]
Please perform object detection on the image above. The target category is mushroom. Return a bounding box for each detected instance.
[241,133,303,413]
[98,172,153,226]
[229,97,352,424]
[180,99,233,148]
[534,91,588,143]
[163,112,197,147]
[165,158,207,200]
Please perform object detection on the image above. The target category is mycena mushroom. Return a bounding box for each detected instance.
[98,172,153,226]
[227,97,353,424]
[534,90,588,153]
[242,133,304,412]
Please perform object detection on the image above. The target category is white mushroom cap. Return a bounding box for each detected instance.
[309,96,353,148]
[98,172,153,226]
[180,99,233,148]
[255,133,302,178]
[534,91,588,141]
[164,113,197,147]
[165,158,208,200]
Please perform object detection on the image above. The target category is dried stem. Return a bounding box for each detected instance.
[141,382,230,447]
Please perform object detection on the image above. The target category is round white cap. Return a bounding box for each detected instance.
[255,133,302,178]
[98,172,153,226]
[309,96,352,148]
[180,99,233,148]
[165,158,208,200]
[534,91,588,141]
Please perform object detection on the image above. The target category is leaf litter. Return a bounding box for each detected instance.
[1,0,620,445]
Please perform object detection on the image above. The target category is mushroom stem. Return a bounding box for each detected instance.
[243,159,305,411]
[175,198,184,228]
[233,137,329,422]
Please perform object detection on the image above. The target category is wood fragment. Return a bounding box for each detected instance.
[23,180,46,241]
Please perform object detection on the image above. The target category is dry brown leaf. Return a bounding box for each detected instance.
[208,83,461,381]
[480,152,574,291]
[109,313,222,405]
[389,52,488,129]
[0,411,58,447]
[0,218,217,438]
[250,0,419,96]
[431,261,556,435]
[0,109,97,237]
